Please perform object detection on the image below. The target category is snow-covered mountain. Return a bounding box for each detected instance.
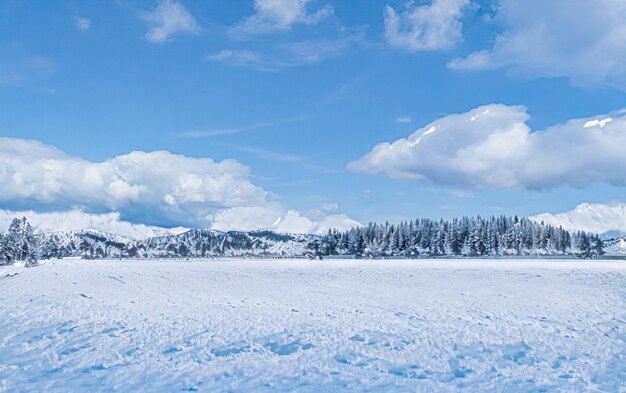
[531,203,626,238]
[35,229,316,259]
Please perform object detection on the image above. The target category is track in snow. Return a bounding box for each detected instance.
[0,259,624,392]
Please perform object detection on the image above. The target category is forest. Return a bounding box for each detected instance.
[312,215,604,258]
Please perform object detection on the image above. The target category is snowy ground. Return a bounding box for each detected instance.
[1,259,624,392]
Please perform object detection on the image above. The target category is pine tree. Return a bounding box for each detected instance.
[316,214,599,259]
[1,217,37,265]
[592,235,604,258]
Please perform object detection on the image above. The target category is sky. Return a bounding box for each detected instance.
[1,0,626,237]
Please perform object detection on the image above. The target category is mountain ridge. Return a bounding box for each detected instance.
[35,228,317,259]
[531,203,626,238]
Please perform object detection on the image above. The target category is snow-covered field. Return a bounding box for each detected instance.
[1,259,624,392]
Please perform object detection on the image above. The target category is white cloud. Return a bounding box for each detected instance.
[75,17,90,32]
[232,0,333,36]
[532,203,626,236]
[213,1,359,72]
[0,137,269,227]
[349,104,626,190]
[449,0,626,90]
[142,0,200,43]
[0,209,187,240]
[207,33,361,71]
[395,115,412,123]
[384,0,469,52]
[0,137,360,235]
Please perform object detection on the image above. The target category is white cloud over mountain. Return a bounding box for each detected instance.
[449,0,626,90]
[349,104,626,190]
[531,203,626,237]
[142,0,200,43]
[0,137,359,235]
[384,0,469,52]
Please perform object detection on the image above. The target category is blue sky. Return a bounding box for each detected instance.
[1,0,626,236]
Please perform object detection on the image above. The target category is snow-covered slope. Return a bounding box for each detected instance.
[531,202,626,237]
[131,229,314,258]
[603,237,626,255]
[1,259,624,391]
[37,229,129,259]
[35,229,315,259]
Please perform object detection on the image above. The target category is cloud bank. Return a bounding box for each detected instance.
[449,0,626,90]
[0,137,268,226]
[349,104,626,189]
[0,137,359,235]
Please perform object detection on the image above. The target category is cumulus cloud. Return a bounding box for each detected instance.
[75,17,90,32]
[449,0,626,90]
[142,0,200,43]
[232,0,333,36]
[0,137,360,235]
[349,104,626,190]
[0,137,269,227]
[384,0,469,52]
[0,209,187,240]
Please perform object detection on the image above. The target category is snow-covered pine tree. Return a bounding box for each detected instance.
[485,218,500,256]
[316,214,601,259]
[592,235,604,258]
[431,222,446,256]
[445,219,462,255]
[1,217,37,266]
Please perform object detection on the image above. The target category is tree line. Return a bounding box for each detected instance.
[0,215,606,263]
[311,215,604,258]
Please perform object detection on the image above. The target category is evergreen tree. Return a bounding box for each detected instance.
[0,217,37,265]
[592,235,605,258]
[315,214,600,259]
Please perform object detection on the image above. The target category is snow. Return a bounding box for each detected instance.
[583,118,612,128]
[423,126,438,136]
[532,202,626,238]
[604,237,626,255]
[1,259,624,392]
